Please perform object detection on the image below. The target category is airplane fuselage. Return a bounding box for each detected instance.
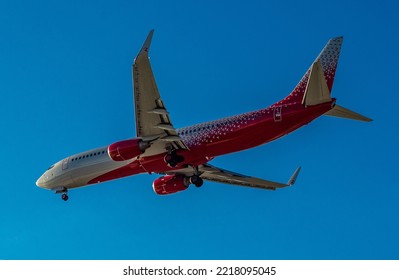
[36,99,334,191]
[36,32,370,201]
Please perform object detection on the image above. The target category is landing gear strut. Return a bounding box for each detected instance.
[164,150,184,167]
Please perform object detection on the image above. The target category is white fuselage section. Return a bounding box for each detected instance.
[36,146,130,191]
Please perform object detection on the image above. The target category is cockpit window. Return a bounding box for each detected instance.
[47,165,55,170]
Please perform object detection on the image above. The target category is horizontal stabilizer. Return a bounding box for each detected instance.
[324,104,372,122]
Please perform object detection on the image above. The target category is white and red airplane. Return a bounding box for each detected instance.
[36,30,371,201]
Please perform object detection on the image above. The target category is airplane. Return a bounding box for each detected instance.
[36,30,371,201]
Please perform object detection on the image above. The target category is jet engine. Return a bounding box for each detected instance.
[152,175,190,195]
[107,138,149,161]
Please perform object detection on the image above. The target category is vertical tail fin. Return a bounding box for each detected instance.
[275,37,344,106]
[273,37,372,122]
[314,36,343,92]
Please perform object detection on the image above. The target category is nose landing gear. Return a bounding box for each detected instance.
[61,193,69,201]
[55,187,69,201]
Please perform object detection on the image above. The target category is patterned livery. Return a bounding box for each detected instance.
[36,32,370,201]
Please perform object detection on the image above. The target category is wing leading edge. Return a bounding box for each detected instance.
[133,30,188,153]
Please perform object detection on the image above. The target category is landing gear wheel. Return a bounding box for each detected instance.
[164,151,184,168]
[164,153,174,163]
[164,154,177,167]
[175,155,184,163]
[190,175,203,187]
[61,193,69,201]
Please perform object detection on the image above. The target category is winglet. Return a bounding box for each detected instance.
[136,29,154,59]
[288,166,301,186]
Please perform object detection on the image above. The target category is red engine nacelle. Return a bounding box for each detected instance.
[153,175,190,195]
[107,138,149,161]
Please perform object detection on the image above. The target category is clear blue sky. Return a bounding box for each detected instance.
[1,0,398,260]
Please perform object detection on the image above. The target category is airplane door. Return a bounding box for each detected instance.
[62,158,69,170]
[273,105,282,122]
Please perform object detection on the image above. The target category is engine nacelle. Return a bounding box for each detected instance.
[153,175,189,195]
[107,138,149,161]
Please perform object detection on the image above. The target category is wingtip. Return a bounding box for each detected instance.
[147,29,155,39]
[136,29,155,58]
[327,36,343,46]
[288,166,301,186]
[361,116,373,122]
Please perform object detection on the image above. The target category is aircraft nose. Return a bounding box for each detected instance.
[36,175,45,188]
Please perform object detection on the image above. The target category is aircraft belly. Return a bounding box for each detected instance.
[65,159,130,188]
[86,159,144,185]
[138,149,208,174]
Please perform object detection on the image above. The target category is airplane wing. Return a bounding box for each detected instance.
[167,164,301,190]
[199,164,301,190]
[133,30,188,153]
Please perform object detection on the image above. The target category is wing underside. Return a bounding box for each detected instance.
[133,30,188,154]
[166,164,301,190]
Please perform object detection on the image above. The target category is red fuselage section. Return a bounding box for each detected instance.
[88,99,335,185]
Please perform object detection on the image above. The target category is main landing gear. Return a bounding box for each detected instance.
[189,175,203,187]
[164,150,184,167]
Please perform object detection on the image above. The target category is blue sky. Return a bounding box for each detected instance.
[1,0,398,259]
